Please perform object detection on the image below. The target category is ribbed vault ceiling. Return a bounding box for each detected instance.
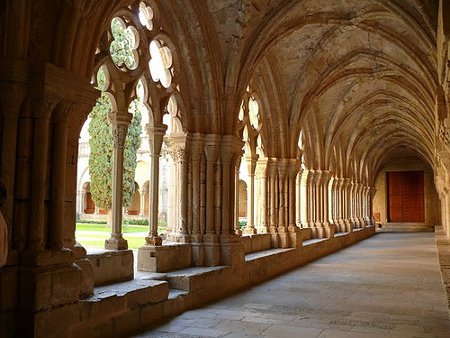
[206,0,438,183]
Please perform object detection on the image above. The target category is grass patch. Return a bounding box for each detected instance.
[75,222,167,250]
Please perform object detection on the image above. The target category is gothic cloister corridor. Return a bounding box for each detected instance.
[2,0,450,336]
[135,232,450,338]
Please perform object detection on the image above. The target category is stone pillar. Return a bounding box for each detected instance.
[141,126,166,245]
[167,135,190,243]
[277,160,289,247]
[357,183,365,226]
[255,158,268,233]
[190,134,204,242]
[369,186,377,225]
[28,90,60,252]
[219,136,244,266]
[288,160,302,247]
[299,170,309,228]
[312,170,323,237]
[351,181,360,229]
[49,102,70,250]
[0,78,25,256]
[105,111,132,250]
[336,178,345,232]
[343,178,353,232]
[330,177,338,225]
[243,155,258,234]
[190,134,205,265]
[234,157,242,236]
[268,161,279,246]
[203,135,220,265]
[321,171,335,238]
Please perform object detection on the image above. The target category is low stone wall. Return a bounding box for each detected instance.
[435,225,450,316]
[137,243,193,272]
[33,226,375,337]
[87,249,134,286]
[241,233,272,254]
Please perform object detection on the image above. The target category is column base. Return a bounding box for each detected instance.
[243,226,257,235]
[219,241,245,266]
[191,243,205,266]
[105,237,128,250]
[269,225,279,248]
[277,226,290,248]
[166,233,190,243]
[344,219,354,232]
[288,225,303,247]
[203,234,220,266]
[145,235,162,246]
[358,217,365,227]
[338,219,346,232]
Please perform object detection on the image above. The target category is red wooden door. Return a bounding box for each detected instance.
[387,171,424,222]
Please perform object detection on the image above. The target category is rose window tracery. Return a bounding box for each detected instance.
[110,17,139,70]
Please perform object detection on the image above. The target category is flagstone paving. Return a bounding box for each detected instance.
[134,233,450,337]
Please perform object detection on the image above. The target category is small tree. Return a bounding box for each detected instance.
[88,94,113,210]
[88,94,142,211]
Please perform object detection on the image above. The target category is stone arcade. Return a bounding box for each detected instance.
[1,0,450,337]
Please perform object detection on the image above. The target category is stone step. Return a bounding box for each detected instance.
[377,224,434,232]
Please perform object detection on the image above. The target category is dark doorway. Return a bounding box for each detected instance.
[387,171,424,222]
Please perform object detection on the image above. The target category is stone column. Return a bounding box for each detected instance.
[255,158,268,233]
[190,134,204,242]
[296,170,302,227]
[219,136,244,266]
[50,102,70,250]
[343,178,353,232]
[28,90,60,252]
[0,80,26,255]
[234,157,242,236]
[268,160,279,246]
[141,126,166,245]
[167,136,190,243]
[203,135,220,265]
[243,154,258,234]
[369,186,377,225]
[105,111,132,250]
[277,160,289,247]
[330,177,338,225]
[288,160,302,247]
[321,171,335,238]
[357,183,365,226]
[299,170,309,228]
[353,181,361,228]
[312,170,322,237]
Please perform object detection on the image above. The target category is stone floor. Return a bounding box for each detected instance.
[133,233,450,337]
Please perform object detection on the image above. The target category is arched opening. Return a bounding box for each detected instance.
[238,179,248,219]
[82,182,95,215]
[126,182,141,215]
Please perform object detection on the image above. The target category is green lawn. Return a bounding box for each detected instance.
[75,222,167,250]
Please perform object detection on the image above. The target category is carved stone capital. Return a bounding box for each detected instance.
[171,147,186,162]
[147,124,167,156]
[255,158,268,178]
[108,112,132,149]
[190,133,204,162]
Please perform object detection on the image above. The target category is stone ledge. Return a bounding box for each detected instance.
[137,243,192,273]
[87,249,134,286]
[241,233,272,254]
[34,226,375,337]
[435,225,450,316]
